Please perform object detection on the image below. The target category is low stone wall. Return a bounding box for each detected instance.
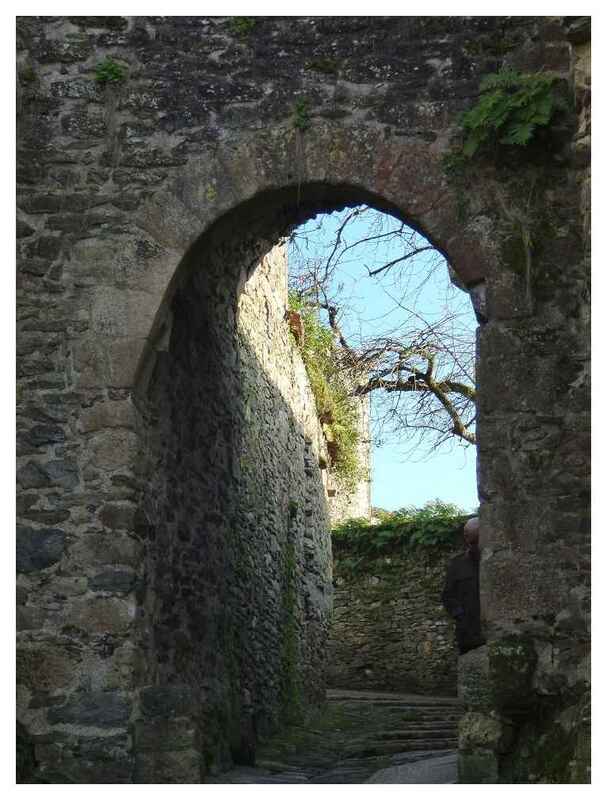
[327,540,463,696]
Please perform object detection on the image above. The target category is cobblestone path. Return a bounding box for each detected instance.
[206,689,462,784]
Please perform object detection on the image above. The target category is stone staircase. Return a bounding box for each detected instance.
[206,689,462,784]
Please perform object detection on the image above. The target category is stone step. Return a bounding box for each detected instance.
[213,691,462,784]
[330,705,463,719]
[386,721,459,729]
[329,710,462,724]
[376,729,458,740]
[390,748,456,765]
[344,739,458,757]
[327,693,460,708]
[329,698,461,708]
[327,690,458,703]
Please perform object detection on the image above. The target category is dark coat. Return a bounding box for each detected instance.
[441,552,484,655]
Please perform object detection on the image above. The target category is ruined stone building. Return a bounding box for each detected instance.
[16,16,590,783]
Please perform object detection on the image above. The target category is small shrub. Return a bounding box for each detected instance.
[292,98,311,131]
[95,57,126,84]
[229,17,256,38]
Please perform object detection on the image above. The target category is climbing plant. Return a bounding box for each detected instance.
[288,293,361,489]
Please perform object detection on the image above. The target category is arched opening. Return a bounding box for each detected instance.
[132,183,480,782]
[285,206,478,705]
[14,14,590,786]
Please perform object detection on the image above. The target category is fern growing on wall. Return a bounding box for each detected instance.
[449,69,566,163]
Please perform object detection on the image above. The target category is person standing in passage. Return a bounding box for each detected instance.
[441,517,485,655]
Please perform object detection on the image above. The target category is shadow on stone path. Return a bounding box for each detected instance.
[206,689,462,784]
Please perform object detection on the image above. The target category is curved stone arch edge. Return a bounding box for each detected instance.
[129,134,487,401]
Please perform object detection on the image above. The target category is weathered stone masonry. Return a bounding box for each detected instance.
[17,16,589,783]
[328,537,462,696]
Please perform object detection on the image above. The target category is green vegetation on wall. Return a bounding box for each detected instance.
[292,98,311,131]
[332,500,469,570]
[95,56,127,84]
[288,293,361,489]
[445,68,567,168]
[228,17,257,38]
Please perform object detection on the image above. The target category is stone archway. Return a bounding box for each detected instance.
[17,16,589,783]
[125,168,487,780]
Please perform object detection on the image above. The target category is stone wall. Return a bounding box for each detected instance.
[457,17,591,784]
[133,240,334,780]
[328,538,461,695]
[17,231,335,781]
[16,15,590,783]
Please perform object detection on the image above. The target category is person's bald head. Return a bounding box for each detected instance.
[463,517,480,547]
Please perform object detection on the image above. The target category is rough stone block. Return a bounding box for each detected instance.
[80,399,137,433]
[47,690,131,727]
[68,532,143,569]
[459,711,514,754]
[488,634,537,713]
[99,502,137,530]
[33,738,133,783]
[89,568,137,594]
[17,526,65,573]
[87,430,139,471]
[22,509,70,525]
[72,338,110,389]
[458,646,491,712]
[16,604,47,631]
[139,685,196,719]
[107,337,147,388]
[69,596,134,635]
[17,461,52,489]
[458,749,499,784]
[481,548,563,623]
[90,288,156,339]
[45,459,80,489]
[26,424,66,446]
[134,749,202,783]
[16,721,37,782]
[133,717,198,752]
[17,645,78,691]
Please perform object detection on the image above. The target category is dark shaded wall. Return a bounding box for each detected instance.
[132,240,332,780]
[16,16,590,783]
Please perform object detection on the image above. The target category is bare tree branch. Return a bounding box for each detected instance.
[365,246,436,277]
[288,206,477,454]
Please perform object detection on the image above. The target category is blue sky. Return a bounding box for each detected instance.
[288,207,479,514]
